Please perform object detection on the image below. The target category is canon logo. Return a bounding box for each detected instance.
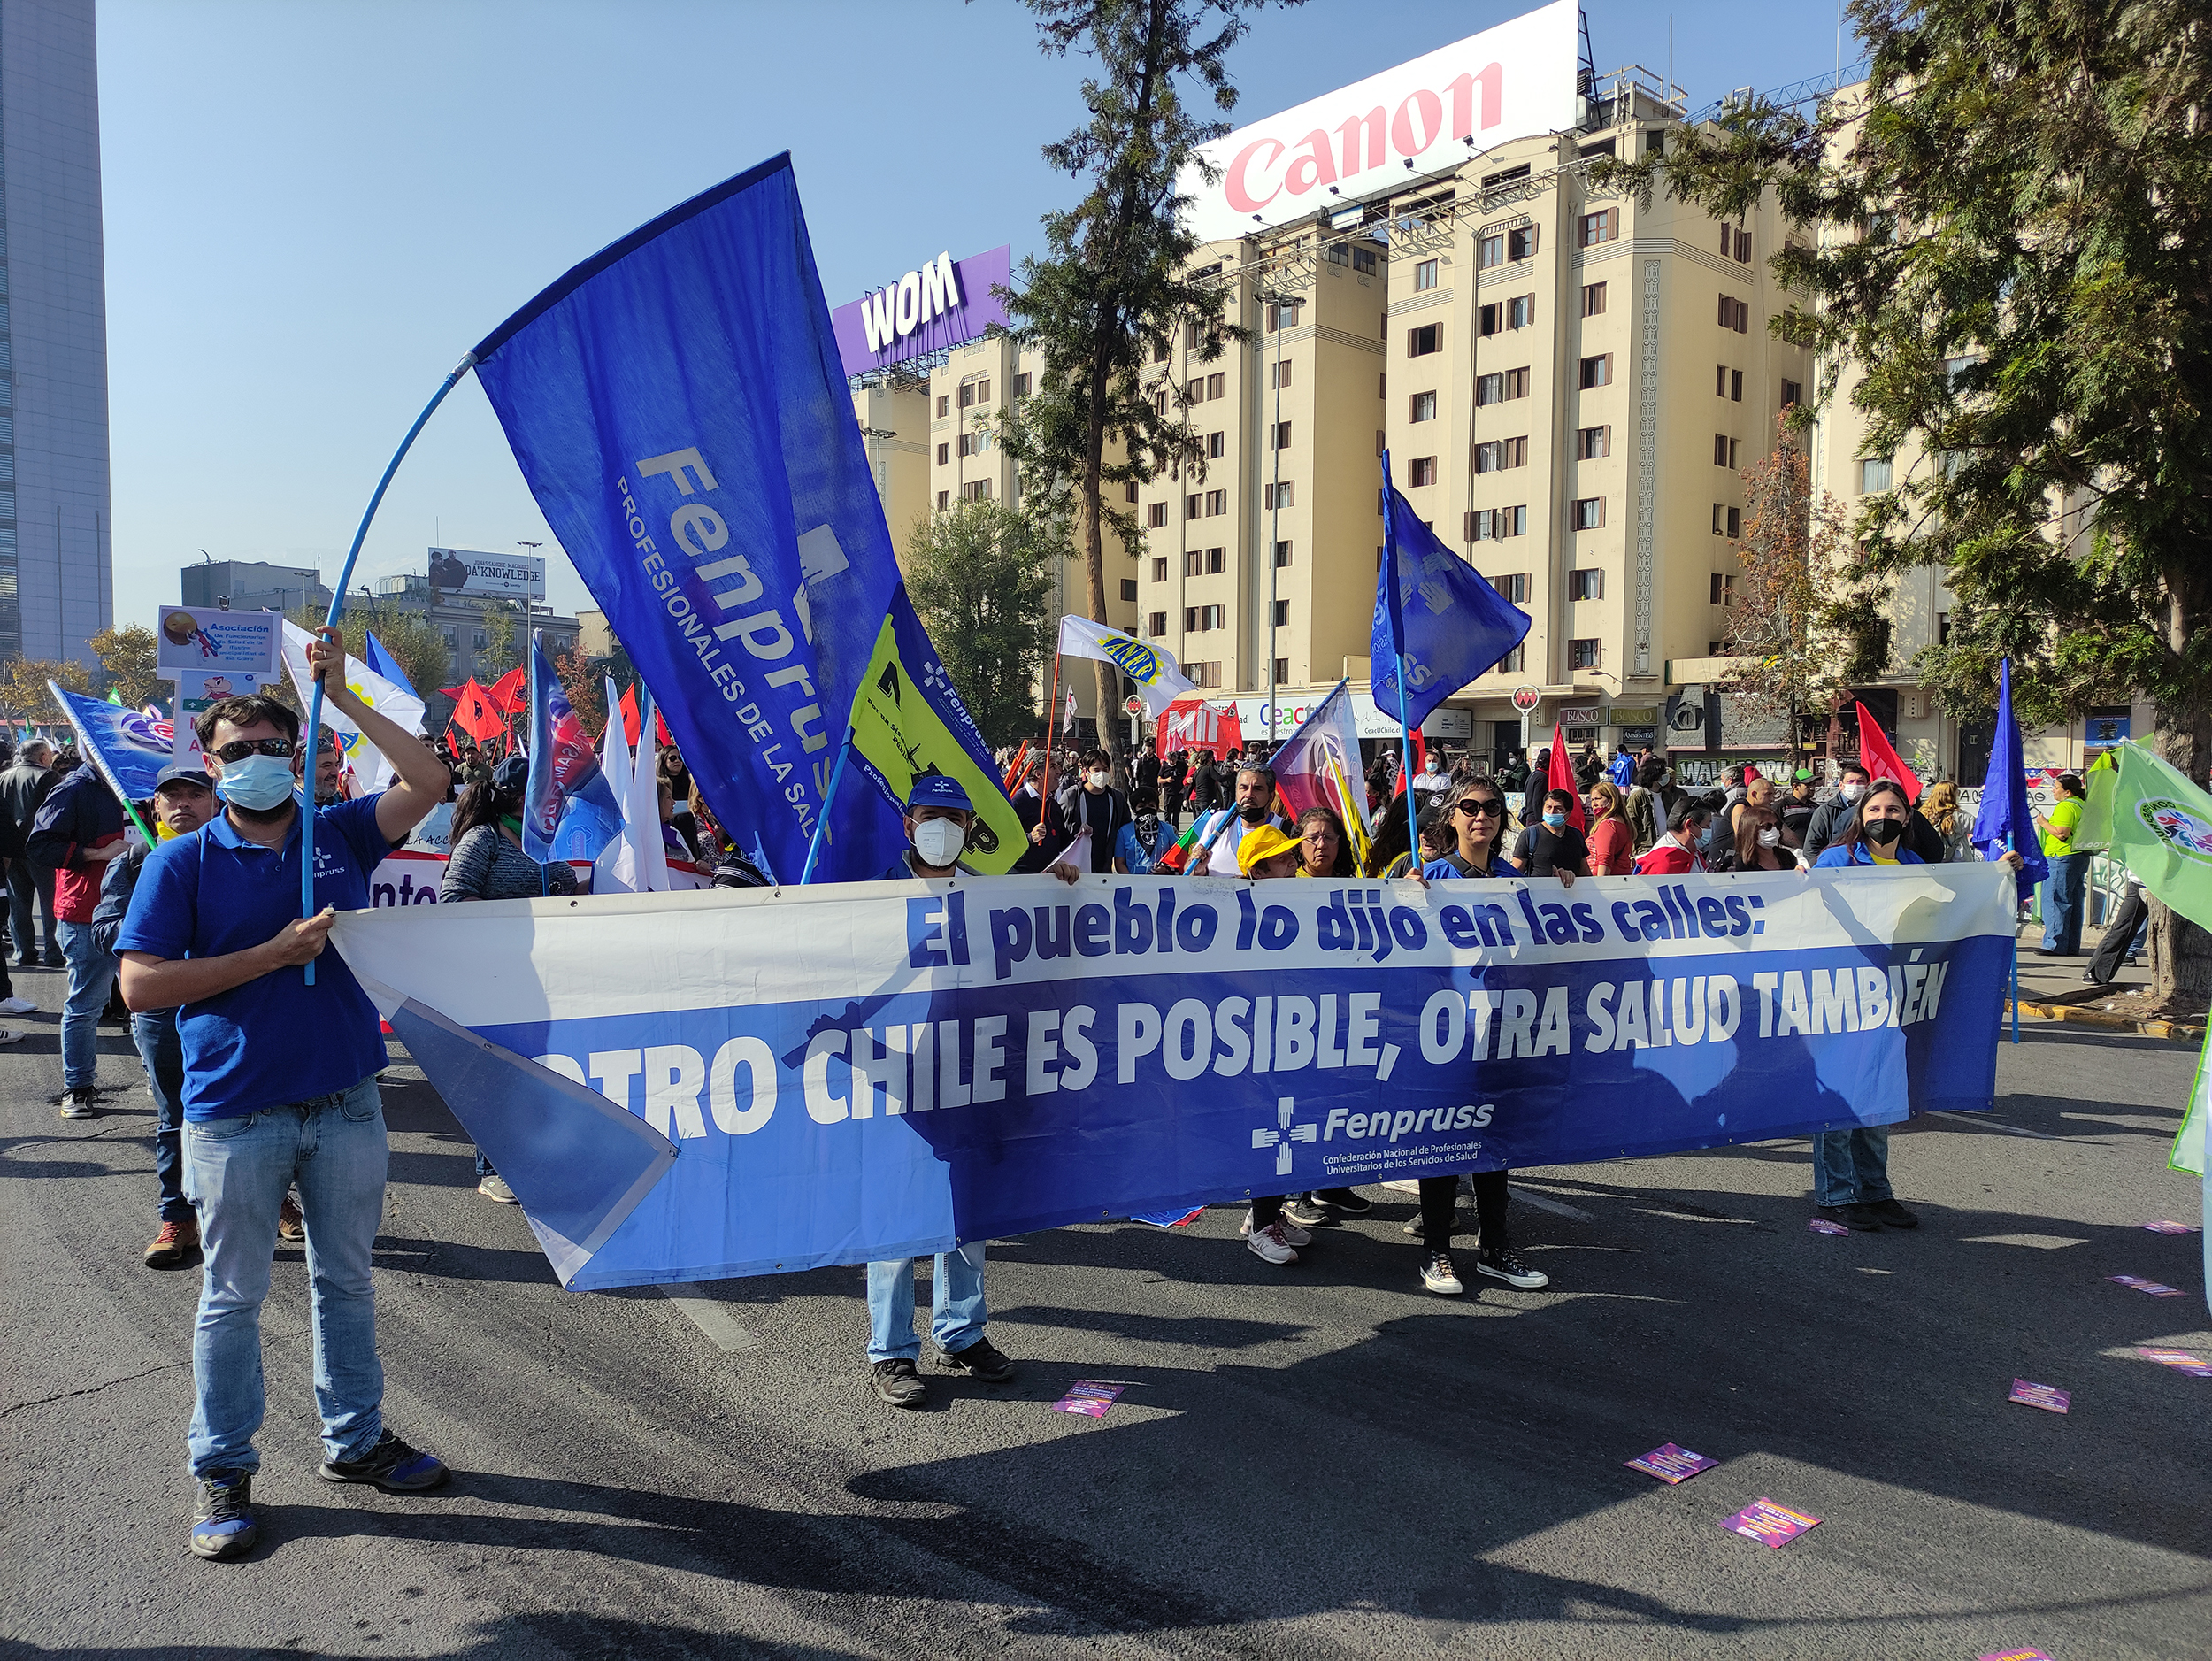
[1225,65,1502,217]
[857,252,963,354]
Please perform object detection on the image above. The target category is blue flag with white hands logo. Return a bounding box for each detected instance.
[1371,454,1532,731]
[472,153,905,885]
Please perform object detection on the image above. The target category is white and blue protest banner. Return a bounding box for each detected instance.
[335,864,2017,1291]
[471,153,906,886]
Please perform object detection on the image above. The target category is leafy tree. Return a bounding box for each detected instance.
[1719,418,1890,756]
[1602,0,2212,1003]
[476,601,526,682]
[553,640,609,742]
[904,500,1061,745]
[89,625,163,710]
[1002,0,1276,779]
[0,658,92,725]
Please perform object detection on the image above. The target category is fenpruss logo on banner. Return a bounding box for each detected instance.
[1252,1096,1319,1179]
[2139,797,2212,862]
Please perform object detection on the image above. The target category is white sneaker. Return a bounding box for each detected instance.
[1245,1221,1300,1265]
[0,1028,20,1046]
[1240,1211,1310,1246]
[1380,1179,1422,1194]
[1419,1252,1463,1296]
[0,996,34,1016]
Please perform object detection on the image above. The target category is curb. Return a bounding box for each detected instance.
[2005,999,2206,1043]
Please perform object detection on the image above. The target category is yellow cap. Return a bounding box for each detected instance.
[1237,823,1302,875]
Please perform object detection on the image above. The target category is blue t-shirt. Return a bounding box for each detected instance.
[116,796,392,1120]
[1811,842,1926,869]
[1421,850,1506,880]
[1115,820,1166,874]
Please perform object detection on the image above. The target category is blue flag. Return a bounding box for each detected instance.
[1371,454,1532,731]
[522,632,621,864]
[364,631,416,698]
[1971,657,2049,894]
[51,683,172,804]
[472,153,905,885]
[1609,751,1637,789]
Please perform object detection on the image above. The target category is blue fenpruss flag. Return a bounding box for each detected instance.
[1371,454,1532,731]
[471,153,905,884]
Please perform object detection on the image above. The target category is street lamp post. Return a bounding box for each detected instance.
[1261,289,1300,745]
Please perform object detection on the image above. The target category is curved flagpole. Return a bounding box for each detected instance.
[301,353,477,982]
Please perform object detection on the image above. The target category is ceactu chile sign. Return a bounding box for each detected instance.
[1177,0,1581,244]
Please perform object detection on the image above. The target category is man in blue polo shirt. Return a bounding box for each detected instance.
[117,627,451,1562]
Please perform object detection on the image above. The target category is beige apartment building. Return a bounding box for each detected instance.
[1120,68,1815,765]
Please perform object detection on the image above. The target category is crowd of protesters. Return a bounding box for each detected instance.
[27,663,2064,1555]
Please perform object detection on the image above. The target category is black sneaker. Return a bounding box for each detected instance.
[189,1472,257,1560]
[932,1335,1016,1382]
[872,1357,927,1407]
[1843,1202,1890,1232]
[1868,1197,1919,1229]
[319,1429,448,1492]
[1315,1187,1372,1216]
[59,1088,99,1121]
[1283,1195,1335,1227]
[1815,1203,1877,1232]
[1475,1247,1549,1289]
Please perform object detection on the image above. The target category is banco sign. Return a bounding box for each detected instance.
[830,245,1012,379]
[1177,0,1580,244]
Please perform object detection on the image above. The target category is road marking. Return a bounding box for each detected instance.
[1514,1189,1596,1222]
[1925,1110,2068,1142]
[660,1288,761,1353]
[1963,1233,2090,1250]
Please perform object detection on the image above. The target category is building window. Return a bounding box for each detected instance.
[1570,568,1604,599]
[1274,657,1291,683]
[1578,425,1610,459]
[935,395,950,417]
[1407,323,1440,357]
[1491,572,1531,603]
[1126,481,1140,504]
[1263,481,1294,509]
[935,490,950,511]
[1569,637,1601,670]
[958,381,976,410]
[1578,209,1617,246]
[1113,579,1134,602]
[1498,642,1527,673]
[1147,502,1168,528]
[1407,457,1438,488]
[1208,547,1226,573]
[1263,300,1302,330]
[1709,573,1736,605]
[1273,541,1292,567]
[1479,233,1504,269]
[1207,488,1228,515]
[1152,338,1171,364]
[1859,456,1893,493]
[1415,258,1439,290]
[1184,549,1203,577]
[1718,294,1751,332]
[1014,372,1032,398]
[1484,296,1534,335]
[1475,437,1527,473]
[1713,365,1743,402]
[1732,227,1751,262]
[1712,504,1741,537]
[1151,557,1168,582]
[1471,508,1527,541]
[1477,367,1530,404]
[960,479,992,502]
[1570,497,1606,530]
[1714,434,1741,468]
[1582,281,1607,317]
[1183,604,1225,632]
[1351,244,1378,273]
[1186,493,1202,520]
[1271,359,1293,388]
[1578,354,1613,389]
[1272,599,1290,626]
[1781,378,1802,408]
[1148,611,1168,635]
[1208,431,1225,459]
[1409,390,1437,422]
[1508,226,1539,261]
[1207,372,1225,399]
[1377,428,1386,456]
[936,442,949,465]
[1271,420,1293,450]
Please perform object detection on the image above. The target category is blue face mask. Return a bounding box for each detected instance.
[215,753,298,812]
[1543,811,1568,831]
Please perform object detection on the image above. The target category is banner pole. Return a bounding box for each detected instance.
[798,725,855,886]
[300,352,476,984]
[1395,662,1418,876]
[1040,649,1064,804]
[2008,829,2021,1043]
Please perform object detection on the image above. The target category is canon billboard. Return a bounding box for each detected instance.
[1177,0,1580,244]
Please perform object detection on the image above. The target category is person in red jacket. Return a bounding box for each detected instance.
[1633,797,1715,876]
[27,762,126,1119]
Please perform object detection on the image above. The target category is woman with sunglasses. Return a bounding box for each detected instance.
[1410,782,1549,1296]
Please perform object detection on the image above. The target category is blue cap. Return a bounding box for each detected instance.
[155,761,213,792]
[906,773,972,812]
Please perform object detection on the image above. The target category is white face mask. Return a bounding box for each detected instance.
[1087,769,1109,789]
[912,818,966,868]
[1841,781,1867,803]
[1757,827,1781,848]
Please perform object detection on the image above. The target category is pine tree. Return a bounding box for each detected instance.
[903,500,1061,745]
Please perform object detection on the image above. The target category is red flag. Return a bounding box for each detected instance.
[1394,730,1426,797]
[1545,723,1586,830]
[448,677,503,743]
[1853,701,1923,803]
[487,665,526,715]
[656,707,672,748]
[619,685,641,748]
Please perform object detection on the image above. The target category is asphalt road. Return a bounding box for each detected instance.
[4,960,2208,1659]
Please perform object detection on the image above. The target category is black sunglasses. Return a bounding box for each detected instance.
[1455,797,1503,817]
[213,737,296,765]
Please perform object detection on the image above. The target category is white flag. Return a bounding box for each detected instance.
[280,620,425,796]
[1063,688,1078,734]
[1056,615,1198,717]
[597,688,671,895]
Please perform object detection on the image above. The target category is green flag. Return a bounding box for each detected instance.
[104,686,122,706]
[2075,750,2117,852]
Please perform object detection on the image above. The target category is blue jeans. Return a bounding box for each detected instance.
[866,1246,988,1363]
[2041,852,2089,953]
[184,1076,389,1479]
[1814,1125,1894,1207]
[58,919,116,1091]
[8,857,56,960]
[131,1011,190,1224]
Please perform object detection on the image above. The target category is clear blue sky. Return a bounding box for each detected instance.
[98,0,1852,629]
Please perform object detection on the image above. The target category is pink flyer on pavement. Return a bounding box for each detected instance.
[1976,1649,2055,1660]
[2139,1348,2212,1378]
[1049,1380,1129,1418]
[2008,1379,2070,1413]
[2108,1274,2185,1296]
[2140,1221,2199,1234]
[1625,1443,1717,1484]
[1721,1499,1820,1547]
